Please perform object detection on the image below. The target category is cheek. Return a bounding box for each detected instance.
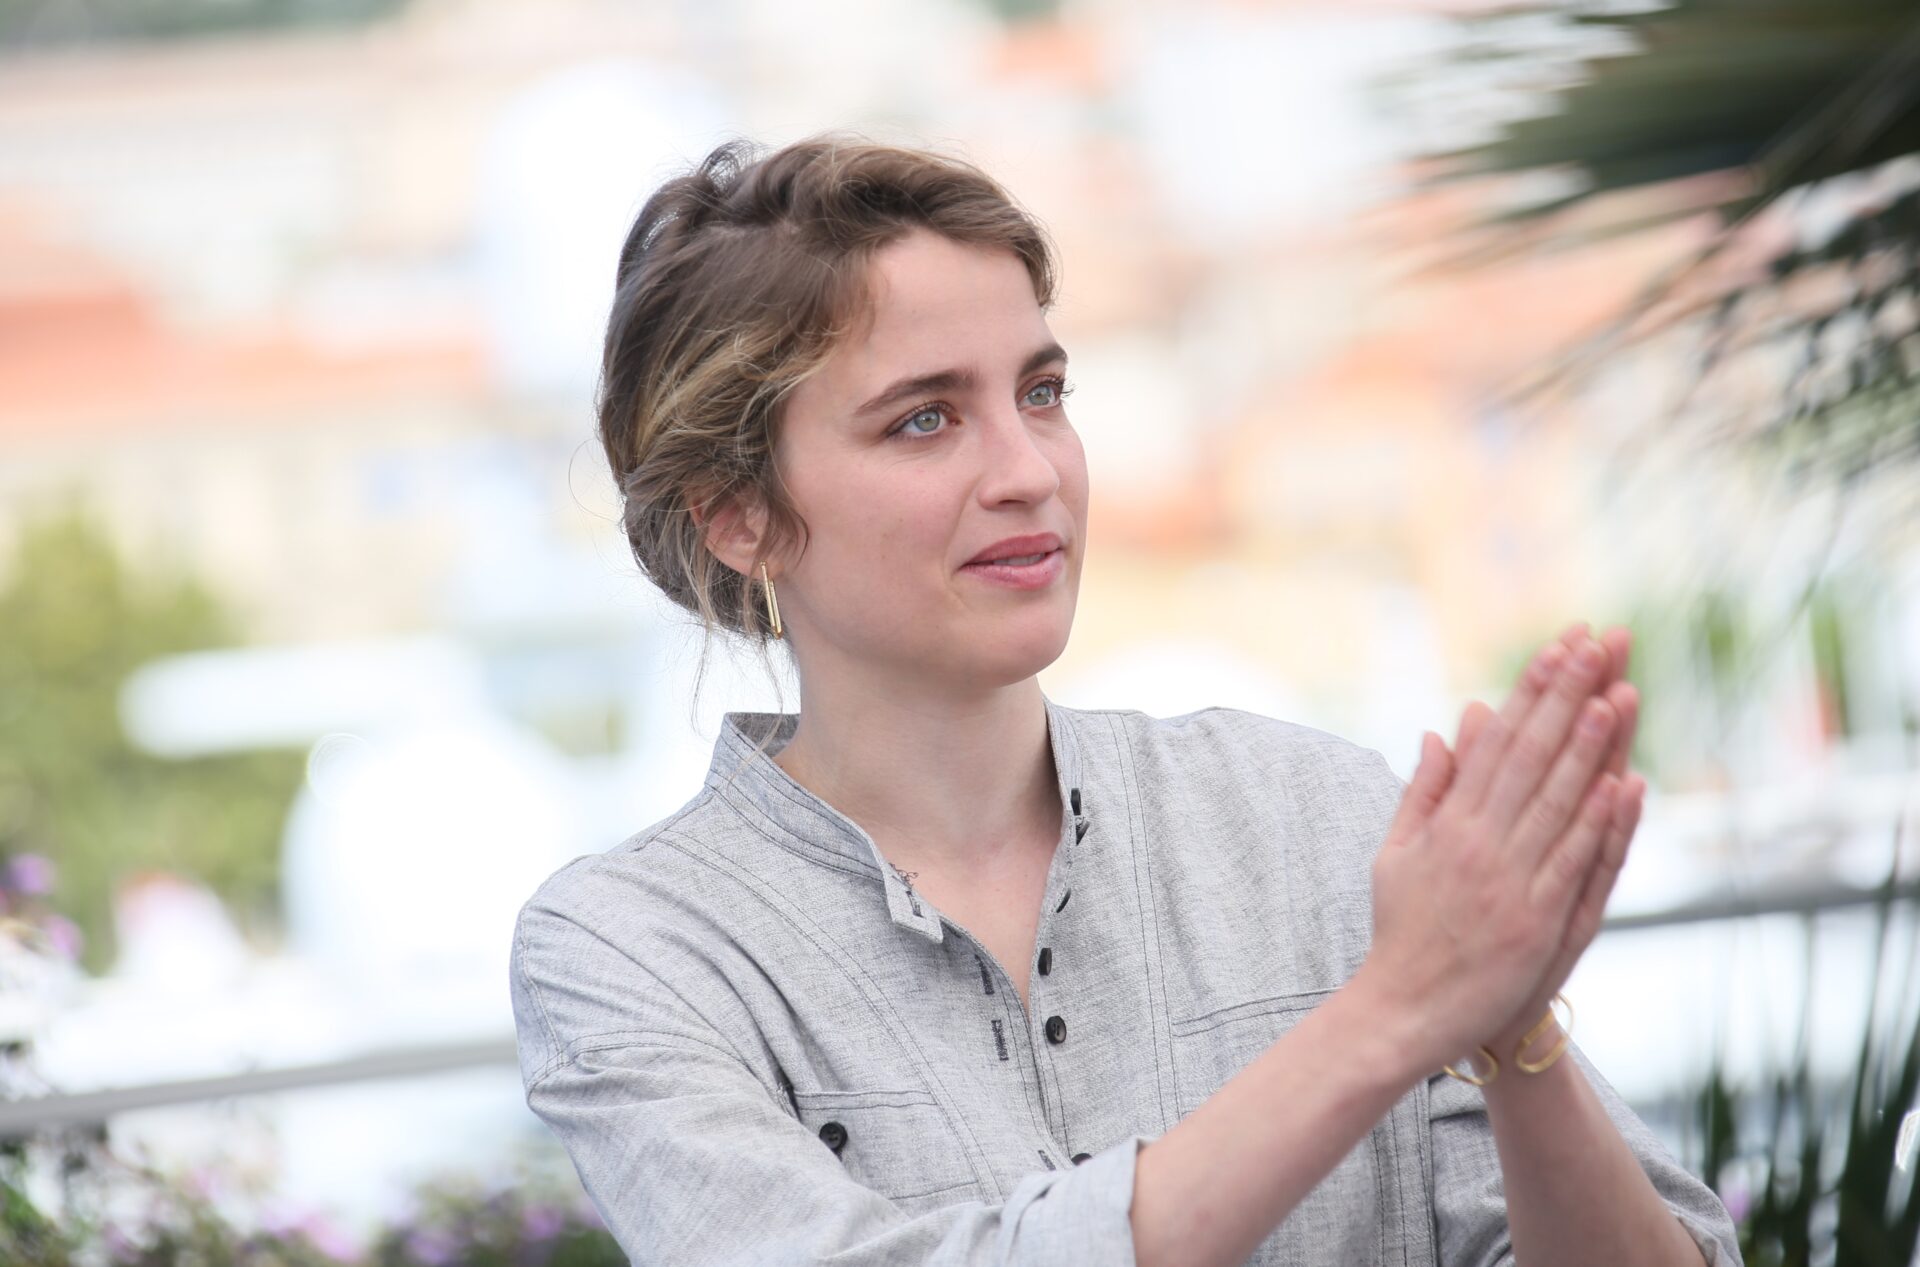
[1053,428,1091,507]
[801,466,956,569]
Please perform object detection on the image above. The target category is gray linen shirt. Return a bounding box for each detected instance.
[509,696,1743,1265]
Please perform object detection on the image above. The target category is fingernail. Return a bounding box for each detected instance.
[1580,701,1609,736]
[1577,641,1605,672]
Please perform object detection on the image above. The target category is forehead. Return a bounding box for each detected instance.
[824,232,1050,388]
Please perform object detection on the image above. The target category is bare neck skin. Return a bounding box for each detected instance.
[772,674,1062,881]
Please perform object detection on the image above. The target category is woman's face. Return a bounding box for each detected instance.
[765,228,1088,696]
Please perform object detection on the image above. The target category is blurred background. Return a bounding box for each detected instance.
[1,0,1916,1262]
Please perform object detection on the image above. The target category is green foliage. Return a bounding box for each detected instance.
[1491,563,1897,789]
[1687,891,1920,1266]
[0,0,407,50]
[366,1176,626,1267]
[0,1138,623,1267]
[0,1166,75,1267]
[1408,0,1920,568]
[0,497,305,973]
[1418,0,1920,242]
[968,0,1062,24]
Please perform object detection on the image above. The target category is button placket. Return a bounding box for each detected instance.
[955,927,1054,1138]
[1027,784,1083,1141]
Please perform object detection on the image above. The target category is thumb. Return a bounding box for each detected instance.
[1384,731,1453,849]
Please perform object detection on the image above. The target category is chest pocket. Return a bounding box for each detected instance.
[1170,989,1436,1267]
[790,1088,981,1214]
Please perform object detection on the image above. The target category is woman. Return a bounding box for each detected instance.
[508,135,1743,1266]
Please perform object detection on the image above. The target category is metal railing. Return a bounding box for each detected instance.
[1,876,1914,1140]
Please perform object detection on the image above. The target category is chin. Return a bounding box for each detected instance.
[959,616,1074,688]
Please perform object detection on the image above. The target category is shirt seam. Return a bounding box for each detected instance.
[710,779,881,881]
[749,755,877,852]
[549,1027,757,1071]
[1107,710,1176,1129]
[603,788,716,857]
[515,914,566,1085]
[520,882,761,1092]
[653,828,996,1193]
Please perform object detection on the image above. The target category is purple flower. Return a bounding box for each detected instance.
[102,1224,137,1262]
[1718,1177,1752,1225]
[521,1204,564,1241]
[41,913,82,959]
[5,853,53,896]
[405,1227,459,1265]
[297,1211,361,1262]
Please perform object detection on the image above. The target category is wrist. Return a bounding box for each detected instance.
[1474,994,1574,1084]
[1339,960,1455,1087]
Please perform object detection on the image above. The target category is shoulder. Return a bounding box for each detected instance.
[508,788,747,1073]
[512,785,731,960]
[1068,701,1404,810]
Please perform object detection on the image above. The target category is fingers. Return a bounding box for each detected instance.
[1492,640,1570,742]
[1600,625,1632,685]
[1594,625,1634,777]
[1447,621,1636,819]
[1530,771,1619,911]
[1481,622,1625,775]
[1512,691,1619,861]
[1453,699,1495,767]
[1560,772,1643,957]
[1479,635,1613,825]
[1382,732,1455,851]
[1604,679,1639,779]
[1445,699,1508,810]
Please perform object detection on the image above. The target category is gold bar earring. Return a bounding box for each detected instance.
[758,561,783,639]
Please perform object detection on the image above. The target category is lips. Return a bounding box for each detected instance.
[965,533,1064,567]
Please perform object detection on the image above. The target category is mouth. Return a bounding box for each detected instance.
[959,547,1066,589]
[964,533,1065,568]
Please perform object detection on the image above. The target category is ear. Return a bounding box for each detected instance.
[689,485,775,579]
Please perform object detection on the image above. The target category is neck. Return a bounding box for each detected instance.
[771,675,1061,878]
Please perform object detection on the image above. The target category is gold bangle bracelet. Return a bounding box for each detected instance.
[1514,993,1574,1074]
[1442,1045,1500,1087]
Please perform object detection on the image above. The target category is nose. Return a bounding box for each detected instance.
[974,401,1062,507]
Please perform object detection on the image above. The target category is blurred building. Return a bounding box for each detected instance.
[0,0,1714,744]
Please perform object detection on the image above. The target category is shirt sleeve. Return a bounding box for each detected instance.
[1429,1040,1744,1266]
[509,897,1151,1266]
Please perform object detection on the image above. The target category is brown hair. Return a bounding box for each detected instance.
[596,133,1058,708]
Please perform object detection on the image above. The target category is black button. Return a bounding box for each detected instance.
[1075,820,1089,843]
[1072,1152,1092,1165]
[1069,788,1081,815]
[1036,947,1052,976]
[819,1121,847,1153]
[1044,1015,1066,1044]
[1055,889,1071,912]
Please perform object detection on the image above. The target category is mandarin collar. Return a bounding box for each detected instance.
[700,694,1090,943]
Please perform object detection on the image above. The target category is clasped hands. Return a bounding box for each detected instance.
[1366,623,1646,1077]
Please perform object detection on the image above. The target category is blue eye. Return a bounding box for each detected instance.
[895,406,947,438]
[887,376,1071,441]
[1026,375,1073,409]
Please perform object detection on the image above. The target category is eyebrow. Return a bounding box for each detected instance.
[851,342,1069,421]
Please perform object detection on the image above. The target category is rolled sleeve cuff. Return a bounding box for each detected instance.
[1674,1206,1740,1266]
[994,1134,1153,1265]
